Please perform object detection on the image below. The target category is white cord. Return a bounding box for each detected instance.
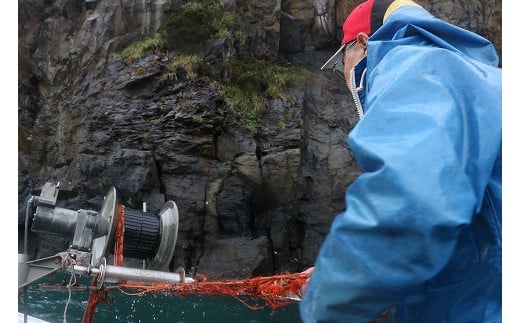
[63,273,77,323]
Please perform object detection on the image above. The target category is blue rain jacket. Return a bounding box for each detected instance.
[300,4,501,323]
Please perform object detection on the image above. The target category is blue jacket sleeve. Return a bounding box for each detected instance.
[300,45,501,322]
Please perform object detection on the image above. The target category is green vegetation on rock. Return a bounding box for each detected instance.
[118,0,304,134]
[220,52,303,132]
[159,1,241,50]
[119,32,165,62]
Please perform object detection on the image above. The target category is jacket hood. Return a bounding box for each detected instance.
[354,5,499,115]
[370,5,499,66]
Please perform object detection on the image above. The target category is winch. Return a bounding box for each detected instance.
[18,181,192,290]
[18,183,311,323]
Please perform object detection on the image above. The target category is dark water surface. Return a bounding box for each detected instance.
[18,275,302,323]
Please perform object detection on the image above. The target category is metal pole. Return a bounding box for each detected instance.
[71,263,191,285]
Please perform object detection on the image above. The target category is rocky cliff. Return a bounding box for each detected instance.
[18,0,501,279]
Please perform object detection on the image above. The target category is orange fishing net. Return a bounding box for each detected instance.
[113,204,125,266]
[82,282,114,323]
[84,204,125,323]
[109,203,309,311]
[82,272,308,322]
[82,203,309,322]
[117,271,310,311]
[118,273,310,310]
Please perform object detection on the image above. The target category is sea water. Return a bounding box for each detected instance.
[18,274,302,323]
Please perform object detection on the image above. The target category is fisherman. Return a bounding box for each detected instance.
[300,0,502,321]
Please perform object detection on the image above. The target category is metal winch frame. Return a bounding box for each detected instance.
[18,182,191,290]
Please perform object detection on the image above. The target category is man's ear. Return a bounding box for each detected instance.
[357,32,370,48]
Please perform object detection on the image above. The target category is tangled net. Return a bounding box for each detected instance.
[116,271,310,311]
[81,203,310,322]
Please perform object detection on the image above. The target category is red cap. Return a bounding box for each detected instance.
[321,0,393,71]
[341,0,393,45]
[342,0,374,45]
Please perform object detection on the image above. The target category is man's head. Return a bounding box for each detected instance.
[321,0,393,92]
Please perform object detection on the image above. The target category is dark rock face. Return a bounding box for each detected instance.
[18,0,501,279]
